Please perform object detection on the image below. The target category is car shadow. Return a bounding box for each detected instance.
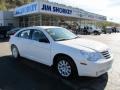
[0,55,108,90]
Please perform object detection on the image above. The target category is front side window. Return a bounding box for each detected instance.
[32,30,49,43]
[18,30,30,39]
[46,28,77,41]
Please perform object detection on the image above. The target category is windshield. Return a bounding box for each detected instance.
[46,28,78,41]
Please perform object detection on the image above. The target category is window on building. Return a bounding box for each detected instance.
[8,23,13,26]
[0,23,2,26]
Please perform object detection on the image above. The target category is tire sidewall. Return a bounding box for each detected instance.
[94,31,98,35]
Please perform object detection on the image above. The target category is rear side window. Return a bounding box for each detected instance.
[17,30,31,39]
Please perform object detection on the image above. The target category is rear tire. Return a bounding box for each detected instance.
[11,45,20,59]
[54,56,78,79]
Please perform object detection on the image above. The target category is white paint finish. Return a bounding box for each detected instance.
[56,38,109,52]
[9,26,113,77]
[27,40,51,65]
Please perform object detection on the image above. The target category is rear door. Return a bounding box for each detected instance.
[15,29,32,58]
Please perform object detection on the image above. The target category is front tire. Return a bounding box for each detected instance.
[11,46,20,59]
[55,56,78,79]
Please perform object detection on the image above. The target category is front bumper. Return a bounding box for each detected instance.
[76,57,113,77]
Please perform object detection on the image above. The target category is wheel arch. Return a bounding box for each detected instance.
[53,53,72,63]
[53,53,77,69]
[11,44,16,50]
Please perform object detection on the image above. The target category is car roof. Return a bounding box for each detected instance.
[26,26,62,30]
[14,26,65,36]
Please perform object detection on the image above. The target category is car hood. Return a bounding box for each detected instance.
[56,38,109,52]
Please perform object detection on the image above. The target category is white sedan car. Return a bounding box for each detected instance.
[9,26,113,79]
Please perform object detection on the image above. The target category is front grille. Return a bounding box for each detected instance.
[101,51,111,59]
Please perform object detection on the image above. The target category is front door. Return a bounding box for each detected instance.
[29,29,51,65]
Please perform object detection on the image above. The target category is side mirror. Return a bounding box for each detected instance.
[39,38,49,43]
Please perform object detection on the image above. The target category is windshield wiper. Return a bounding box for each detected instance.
[56,39,71,41]
[71,36,80,40]
[56,36,80,41]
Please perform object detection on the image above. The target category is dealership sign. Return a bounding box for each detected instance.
[14,1,106,21]
[41,4,72,15]
[14,2,38,16]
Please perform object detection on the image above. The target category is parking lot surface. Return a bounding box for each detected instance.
[0,33,120,90]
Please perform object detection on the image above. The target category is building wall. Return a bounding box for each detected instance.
[0,11,4,26]
[3,11,15,26]
[0,0,107,28]
[0,11,17,27]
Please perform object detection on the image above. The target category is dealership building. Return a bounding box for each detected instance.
[0,0,107,29]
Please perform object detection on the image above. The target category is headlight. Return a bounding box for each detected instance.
[80,50,103,61]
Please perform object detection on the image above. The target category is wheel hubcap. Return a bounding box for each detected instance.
[57,60,71,77]
[12,47,18,58]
